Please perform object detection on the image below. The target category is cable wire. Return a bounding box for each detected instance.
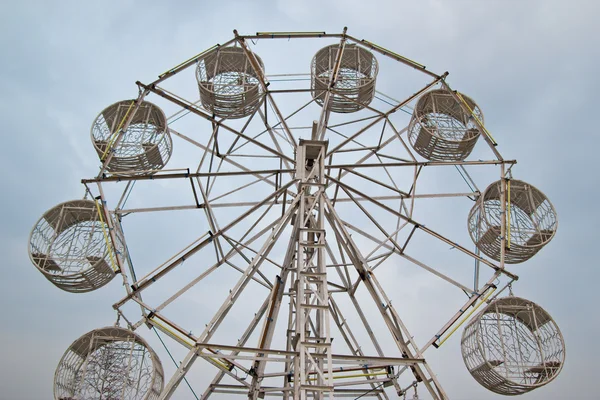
[152,327,200,400]
[354,382,385,399]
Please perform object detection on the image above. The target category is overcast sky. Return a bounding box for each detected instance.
[1,1,599,399]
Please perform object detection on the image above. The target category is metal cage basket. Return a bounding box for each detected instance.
[461,296,565,395]
[91,100,172,174]
[28,199,119,293]
[408,89,482,161]
[311,44,378,113]
[54,326,164,400]
[196,46,264,119]
[468,179,557,264]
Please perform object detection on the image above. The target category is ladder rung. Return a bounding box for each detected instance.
[300,271,327,277]
[301,341,331,348]
[300,384,333,391]
[299,242,325,248]
[299,228,325,233]
[299,182,326,187]
[299,304,329,310]
[303,335,328,342]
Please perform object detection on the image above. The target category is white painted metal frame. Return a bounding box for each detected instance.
[54,326,164,400]
[61,28,563,399]
[461,296,565,395]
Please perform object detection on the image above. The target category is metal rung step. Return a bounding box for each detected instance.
[301,341,331,348]
[297,288,317,294]
[299,304,329,310]
[299,228,325,233]
[300,271,327,277]
[299,182,326,187]
[299,242,325,248]
[300,385,333,392]
[303,335,328,342]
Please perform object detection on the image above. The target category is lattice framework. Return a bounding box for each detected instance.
[468,179,558,263]
[461,297,565,395]
[28,199,117,292]
[55,327,164,400]
[28,28,565,400]
[91,100,172,174]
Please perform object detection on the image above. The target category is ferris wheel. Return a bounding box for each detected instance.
[28,28,565,399]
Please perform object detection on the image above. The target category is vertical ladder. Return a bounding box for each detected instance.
[293,140,333,400]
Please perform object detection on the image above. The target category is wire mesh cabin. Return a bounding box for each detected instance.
[196,46,264,119]
[461,296,565,395]
[54,327,164,400]
[468,179,557,264]
[311,44,378,113]
[91,100,172,174]
[408,89,482,161]
[28,200,118,293]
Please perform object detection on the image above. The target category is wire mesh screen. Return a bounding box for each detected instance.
[92,100,172,174]
[468,179,557,263]
[55,327,164,400]
[461,297,564,395]
[408,89,482,161]
[196,46,264,119]
[28,200,117,292]
[311,44,378,113]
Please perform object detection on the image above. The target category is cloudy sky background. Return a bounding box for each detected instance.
[1,0,599,399]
